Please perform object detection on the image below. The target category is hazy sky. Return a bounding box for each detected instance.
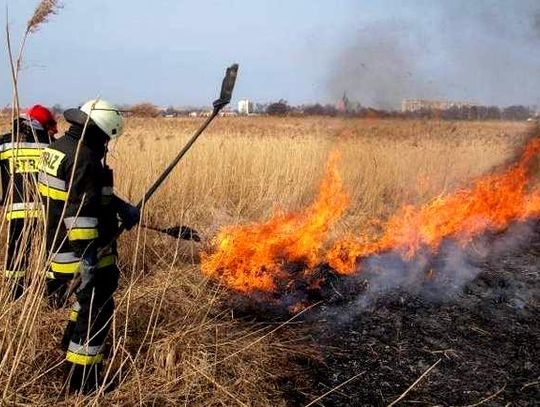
[1,0,540,109]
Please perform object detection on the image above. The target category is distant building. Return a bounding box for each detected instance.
[238,99,254,115]
[401,99,476,112]
[219,108,238,117]
[527,111,540,122]
[336,92,351,113]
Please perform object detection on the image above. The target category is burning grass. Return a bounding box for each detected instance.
[0,116,536,405]
[200,151,349,293]
[199,120,540,314]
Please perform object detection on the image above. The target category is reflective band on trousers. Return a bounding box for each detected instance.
[6,210,41,220]
[69,302,81,322]
[50,253,117,275]
[38,182,67,201]
[65,215,99,241]
[64,216,98,229]
[66,341,104,366]
[8,202,41,211]
[5,202,43,220]
[51,252,79,274]
[66,351,104,366]
[67,228,99,241]
[5,270,25,278]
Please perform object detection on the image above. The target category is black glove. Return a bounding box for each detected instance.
[179,226,201,242]
[115,198,140,230]
[162,226,201,242]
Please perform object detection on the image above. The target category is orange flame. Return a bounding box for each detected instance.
[327,138,540,274]
[201,151,349,292]
[201,137,540,294]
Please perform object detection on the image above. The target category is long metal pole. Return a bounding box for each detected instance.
[137,109,218,210]
[106,109,219,249]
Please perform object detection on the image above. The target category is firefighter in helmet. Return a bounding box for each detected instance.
[0,105,57,299]
[38,99,139,393]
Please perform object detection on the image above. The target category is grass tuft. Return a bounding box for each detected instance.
[26,0,62,34]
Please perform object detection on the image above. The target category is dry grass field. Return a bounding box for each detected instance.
[0,116,535,405]
[114,117,530,231]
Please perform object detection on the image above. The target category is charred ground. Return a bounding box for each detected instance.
[304,252,539,406]
[226,228,539,406]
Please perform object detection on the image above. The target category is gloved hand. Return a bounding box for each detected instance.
[116,199,140,230]
[162,225,201,242]
[179,226,201,242]
[77,251,97,291]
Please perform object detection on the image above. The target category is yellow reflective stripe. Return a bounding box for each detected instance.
[5,270,25,278]
[6,209,41,220]
[50,254,117,275]
[69,310,78,322]
[51,261,79,274]
[67,228,98,241]
[38,182,67,201]
[66,351,103,366]
[98,254,116,268]
[0,148,43,160]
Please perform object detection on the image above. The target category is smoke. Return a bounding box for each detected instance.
[327,22,431,110]
[328,1,540,109]
[323,220,538,326]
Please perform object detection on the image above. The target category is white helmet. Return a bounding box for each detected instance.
[80,99,123,140]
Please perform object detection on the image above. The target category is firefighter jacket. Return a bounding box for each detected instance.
[0,119,50,220]
[38,126,118,280]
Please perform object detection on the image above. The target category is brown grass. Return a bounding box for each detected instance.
[112,117,529,238]
[0,116,533,405]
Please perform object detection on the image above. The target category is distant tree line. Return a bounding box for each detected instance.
[264,101,537,121]
[117,101,540,121]
[21,101,535,122]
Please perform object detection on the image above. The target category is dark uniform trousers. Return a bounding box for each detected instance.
[62,264,119,366]
[6,217,40,298]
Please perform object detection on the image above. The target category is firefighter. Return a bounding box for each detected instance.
[38,99,139,393]
[0,105,57,299]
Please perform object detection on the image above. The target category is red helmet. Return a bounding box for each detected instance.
[27,104,58,134]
